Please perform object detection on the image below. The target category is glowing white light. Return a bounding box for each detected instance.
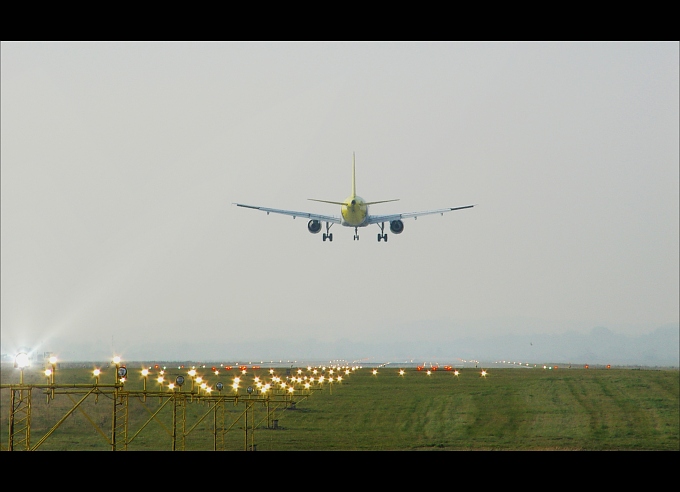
[15,353,30,368]
[399,369,405,376]
[112,356,121,365]
[142,369,149,377]
[93,369,101,377]
[44,369,52,377]
[49,356,58,365]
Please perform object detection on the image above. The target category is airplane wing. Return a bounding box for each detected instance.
[233,203,342,224]
[364,205,475,225]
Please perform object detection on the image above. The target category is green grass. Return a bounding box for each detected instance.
[1,364,678,450]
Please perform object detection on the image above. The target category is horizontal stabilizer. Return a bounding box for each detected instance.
[363,199,400,205]
[308,199,347,206]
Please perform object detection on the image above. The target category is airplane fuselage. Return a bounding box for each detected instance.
[341,195,368,227]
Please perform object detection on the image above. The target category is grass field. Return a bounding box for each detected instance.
[1,363,678,450]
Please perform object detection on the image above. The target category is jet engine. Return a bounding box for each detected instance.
[390,220,404,234]
[307,220,322,234]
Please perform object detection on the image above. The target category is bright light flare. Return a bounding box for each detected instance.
[112,356,121,365]
[399,369,405,376]
[481,370,487,377]
[93,369,101,377]
[48,356,58,365]
[15,353,30,368]
[372,369,378,375]
[44,369,52,377]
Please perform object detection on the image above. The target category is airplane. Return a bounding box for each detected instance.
[233,153,475,242]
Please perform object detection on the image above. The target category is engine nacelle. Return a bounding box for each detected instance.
[390,220,404,234]
[307,220,322,234]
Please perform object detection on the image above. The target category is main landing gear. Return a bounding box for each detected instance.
[354,227,360,241]
[377,222,388,242]
[322,222,333,242]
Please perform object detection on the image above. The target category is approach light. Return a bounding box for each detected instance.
[157,376,164,384]
[168,383,175,390]
[399,369,405,376]
[117,366,127,378]
[142,368,149,377]
[44,368,52,377]
[247,386,253,394]
[49,356,58,365]
[216,382,224,391]
[454,370,460,376]
[372,369,378,375]
[15,352,30,368]
[481,370,487,377]
[427,370,431,376]
[176,375,185,386]
[112,356,121,365]
[93,369,101,377]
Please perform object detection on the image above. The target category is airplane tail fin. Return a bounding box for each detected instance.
[352,152,356,197]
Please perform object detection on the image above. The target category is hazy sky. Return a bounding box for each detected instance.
[2,41,678,361]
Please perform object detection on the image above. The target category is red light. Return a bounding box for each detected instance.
[225,366,232,370]
[154,365,159,369]
[607,364,611,369]
[416,366,424,371]
[252,365,260,369]
[585,364,589,369]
